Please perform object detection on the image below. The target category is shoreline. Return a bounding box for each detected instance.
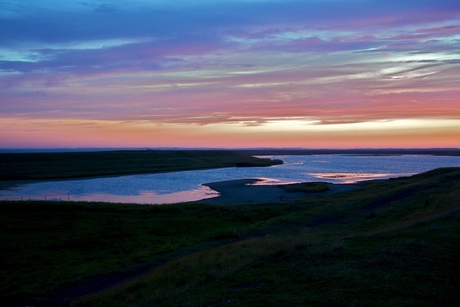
[0,150,282,181]
[199,179,362,205]
[1,177,365,205]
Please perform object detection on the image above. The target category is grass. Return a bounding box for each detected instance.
[1,167,459,306]
[0,201,296,305]
[283,182,330,193]
[0,150,282,180]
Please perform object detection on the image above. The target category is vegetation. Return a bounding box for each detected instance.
[283,182,330,193]
[0,150,282,180]
[1,167,459,306]
[0,200,294,305]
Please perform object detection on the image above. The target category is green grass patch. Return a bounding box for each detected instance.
[284,182,330,193]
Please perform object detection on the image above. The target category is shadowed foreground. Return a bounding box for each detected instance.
[1,168,459,306]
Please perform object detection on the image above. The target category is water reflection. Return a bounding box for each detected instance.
[1,155,459,204]
[309,173,398,184]
[67,186,219,204]
[0,183,218,204]
[248,177,300,186]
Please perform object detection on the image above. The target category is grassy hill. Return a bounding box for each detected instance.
[0,150,282,180]
[1,167,459,306]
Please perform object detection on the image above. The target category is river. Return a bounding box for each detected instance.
[1,155,459,204]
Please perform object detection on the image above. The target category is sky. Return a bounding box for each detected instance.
[1,0,459,149]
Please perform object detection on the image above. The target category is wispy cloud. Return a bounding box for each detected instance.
[1,0,459,147]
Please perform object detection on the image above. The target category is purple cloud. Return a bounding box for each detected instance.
[1,0,459,148]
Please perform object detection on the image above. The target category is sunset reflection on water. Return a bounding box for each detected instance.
[1,185,219,205]
[309,173,406,183]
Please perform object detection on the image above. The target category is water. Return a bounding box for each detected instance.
[1,155,459,204]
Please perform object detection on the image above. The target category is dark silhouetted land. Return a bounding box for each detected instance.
[1,167,459,306]
[0,150,282,181]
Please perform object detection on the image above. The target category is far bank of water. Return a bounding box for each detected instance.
[1,155,459,204]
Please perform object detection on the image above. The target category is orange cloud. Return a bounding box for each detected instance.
[1,117,459,149]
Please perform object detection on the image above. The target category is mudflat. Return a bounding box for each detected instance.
[201,179,360,204]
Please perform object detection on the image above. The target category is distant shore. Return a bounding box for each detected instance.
[0,150,282,181]
[236,148,460,156]
[2,148,459,155]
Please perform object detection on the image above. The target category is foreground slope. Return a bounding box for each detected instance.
[1,168,459,306]
[77,168,460,306]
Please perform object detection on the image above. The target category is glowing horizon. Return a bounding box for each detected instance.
[1,0,459,149]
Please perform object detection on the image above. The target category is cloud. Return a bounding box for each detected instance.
[78,2,118,13]
[1,0,459,148]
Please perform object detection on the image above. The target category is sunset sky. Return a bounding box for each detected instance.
[1,0,459,148]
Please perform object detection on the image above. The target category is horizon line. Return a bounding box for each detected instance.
[1,147,459,153]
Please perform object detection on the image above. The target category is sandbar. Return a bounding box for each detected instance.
[199,179,360,205]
